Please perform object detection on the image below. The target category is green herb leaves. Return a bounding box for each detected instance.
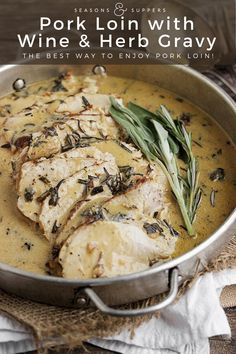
[109,97,202,236]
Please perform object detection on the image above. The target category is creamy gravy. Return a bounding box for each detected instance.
[0,74,235,275]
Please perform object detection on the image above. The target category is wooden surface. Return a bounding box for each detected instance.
[210,307,236,354]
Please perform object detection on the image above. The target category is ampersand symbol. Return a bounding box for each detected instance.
[114,2,127,17]
[79,34,90,48]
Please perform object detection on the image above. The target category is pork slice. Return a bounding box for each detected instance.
[58,220,159,279]
[39,158,118,241]
[57,93,122,115]
[17,146,112,221]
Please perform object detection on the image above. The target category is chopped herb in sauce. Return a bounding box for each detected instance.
[163,219,179,237]
[52,78,68,92]
[212,149,223,158]
[22,242,33,250]
[209,168,225,181]
[116,141,133,153]
[105,173,133,195]
[81,207,105,221]
[111,212,129,222]
[37,179,64,205]
[14,135,32,149]
[77,120,87,135]
[24,187,35,202]
[77,179,88,185]
[48,179,64,206]
[90,185,104,196]
[1,143,11,149]
[179,112,192,125]
[51,245,60,259]
[52,220,60,234]
[153,211,159,218]
[37,189,51,203]
[39,176,50,185]
[175,97,184,103]
[143,222,163,234]
[43,126,58,137]
[61,132,102,151]
[82,96,92,109]
[210,189,217,207]
[193,140,202,148]
[118,165,143,179]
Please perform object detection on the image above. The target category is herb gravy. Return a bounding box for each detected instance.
[0,74,235,275]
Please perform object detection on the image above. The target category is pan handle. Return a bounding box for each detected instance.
[83,268,179,317]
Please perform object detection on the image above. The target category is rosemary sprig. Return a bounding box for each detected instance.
[156,105,202,224]
[109,97,202,236]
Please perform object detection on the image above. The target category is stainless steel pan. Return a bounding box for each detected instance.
[0,63,235,316]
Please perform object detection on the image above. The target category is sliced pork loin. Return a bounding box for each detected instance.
[56,169,169,246]
[57,218,177,279]
[1,98,62,146]
[103,176,168,220]
[17,146,115,222]
[10,94,123,171]
[99,174,177,257]
[8,84,178,278]
[55,192,114,247]
[51,167,177,278]
[2,90,114,146]
[58,221,160,279]
[56,93,121,115]
[39,159,118,241]
[25,110,123,161]
[41,151,150,242]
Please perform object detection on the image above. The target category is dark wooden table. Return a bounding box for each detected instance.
[210,308,236,354]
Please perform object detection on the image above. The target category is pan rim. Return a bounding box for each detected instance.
[0,63,235,286]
